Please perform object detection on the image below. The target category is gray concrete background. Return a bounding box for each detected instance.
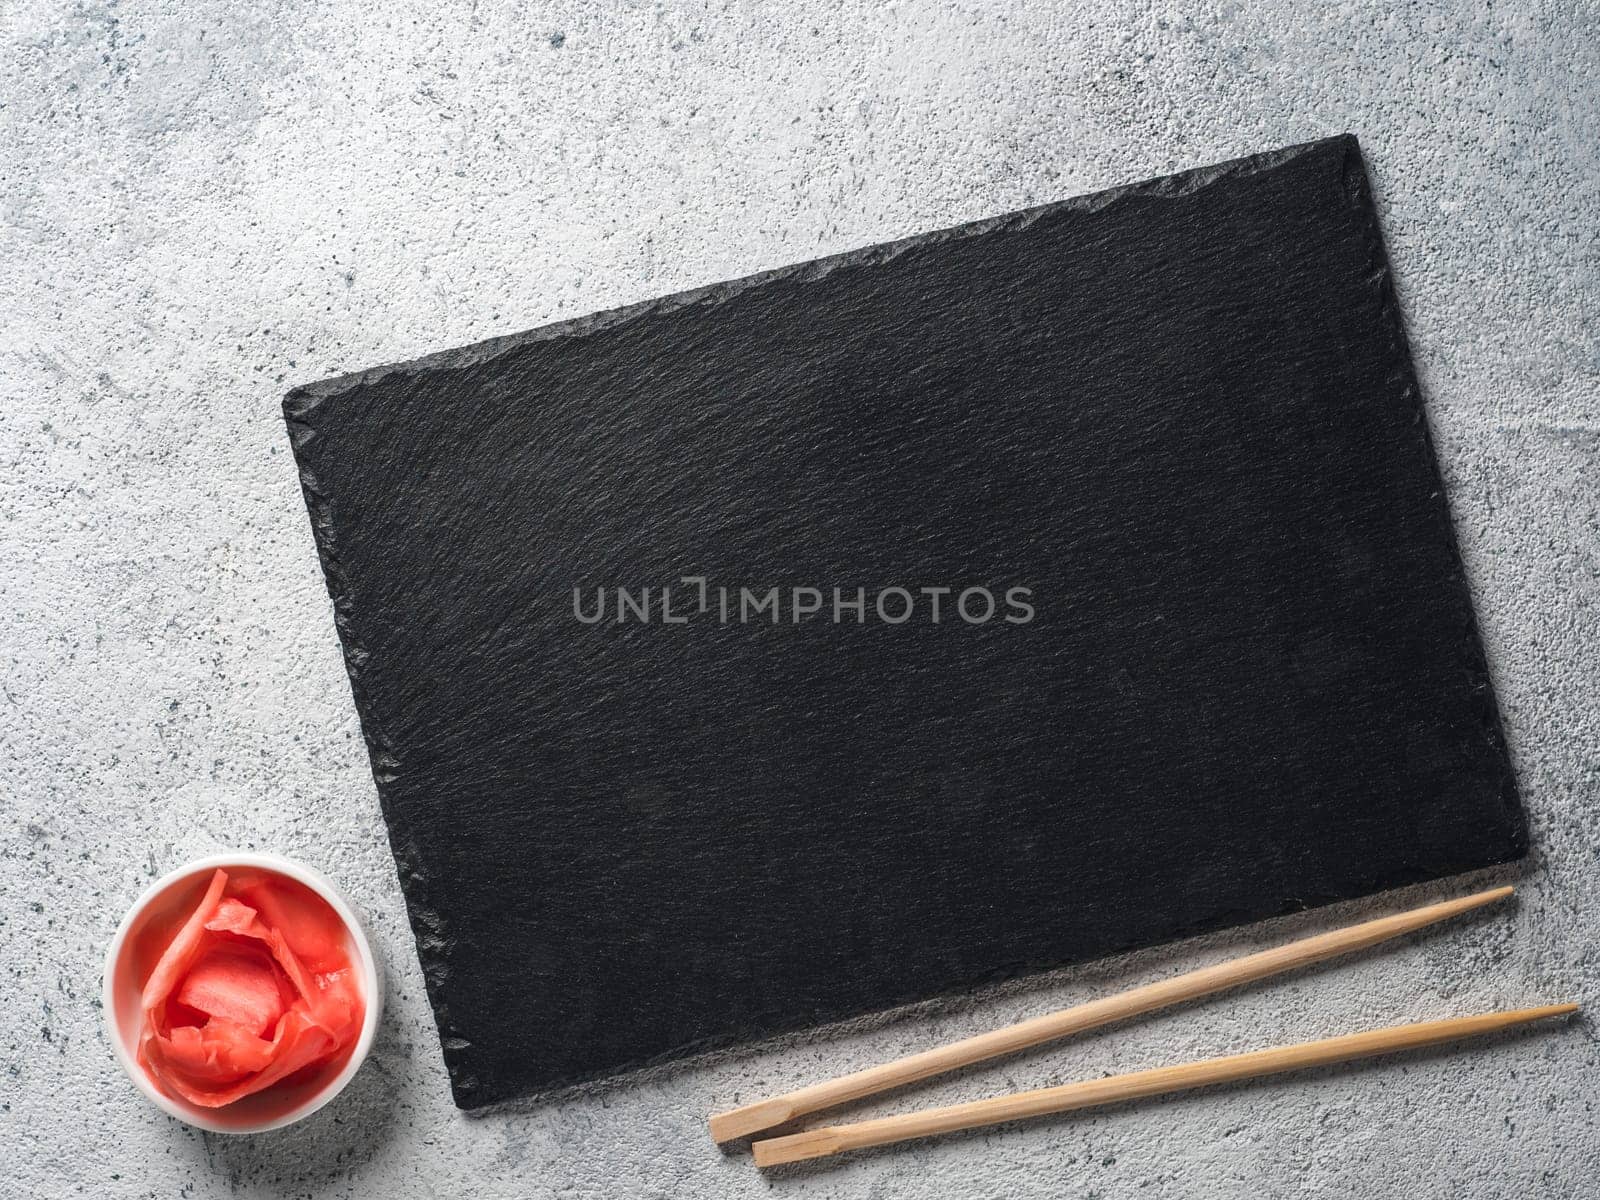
[3,1,1597,1196]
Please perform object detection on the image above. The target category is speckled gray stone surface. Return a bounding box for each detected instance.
[2,2,1596,1197]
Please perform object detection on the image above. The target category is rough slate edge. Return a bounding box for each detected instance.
[282,133,1528,1109]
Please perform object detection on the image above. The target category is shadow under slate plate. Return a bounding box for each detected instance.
[283,135,1526,1109]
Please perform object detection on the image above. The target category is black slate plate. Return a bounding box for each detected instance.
[285,136,1525,1110]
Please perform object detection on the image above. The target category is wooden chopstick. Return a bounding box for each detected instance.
[752,1004,1579,1166]
[711,885,1513,1142]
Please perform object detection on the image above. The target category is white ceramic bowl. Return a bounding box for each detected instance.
[103,852,382,1134]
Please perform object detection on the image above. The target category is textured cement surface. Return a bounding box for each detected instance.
[3,1,1598,1196]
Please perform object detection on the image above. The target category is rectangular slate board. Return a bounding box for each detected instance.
[284,136,1526,1110]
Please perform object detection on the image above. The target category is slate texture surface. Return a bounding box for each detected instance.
[4,3,1597,1197]
[285,136,1526,1109]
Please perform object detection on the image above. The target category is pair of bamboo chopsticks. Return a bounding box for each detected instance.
[709,886,1578,1167]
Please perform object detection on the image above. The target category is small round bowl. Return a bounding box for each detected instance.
[103,852,382,1134]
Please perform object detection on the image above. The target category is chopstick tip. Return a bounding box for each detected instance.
[710,1098,798,1144]
[753,1128,844,1168]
